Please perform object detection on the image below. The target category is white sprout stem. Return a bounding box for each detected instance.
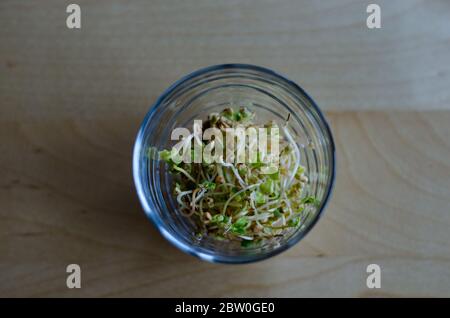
[258,198,282,211]
[173,165,196,183]
[247,213,272,221]
[282,192,293,218]
[223,168,233,184]
[282,152,292,189]
[199,165,207,181]
[176,190,192,208]
[282,126,301,189]
[193,189,207,204]
[220,161,247,188]
[209,171,218,182]
[217,182,238,189]
[217,164,225,183]
[235,209,250,218]
[222,183,262,215]
[249,194,261,217]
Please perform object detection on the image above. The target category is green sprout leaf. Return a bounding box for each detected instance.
[201,181,216,191]
[231,217,248,234]
[241,240,253,248]
[273,208,282,218]
[154,106,313,243]
[301,196,320,206]
[254,191,266,204]
[159,149,172,162]
[260,179,274,195]
[288,217,300,227]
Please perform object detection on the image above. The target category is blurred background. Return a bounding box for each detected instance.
[1,0,450,297]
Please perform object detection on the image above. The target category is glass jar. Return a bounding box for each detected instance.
[133,64,335,263]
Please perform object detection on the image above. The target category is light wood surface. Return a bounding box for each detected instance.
[1,1,450,297]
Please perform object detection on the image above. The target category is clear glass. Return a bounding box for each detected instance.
[133,64,335,264]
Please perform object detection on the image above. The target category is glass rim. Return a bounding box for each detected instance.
[133,63,336,264]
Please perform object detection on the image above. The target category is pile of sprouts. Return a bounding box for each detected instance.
[156,107,318,247]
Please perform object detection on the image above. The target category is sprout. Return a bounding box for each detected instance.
[154,107,315,245]
[273,208,282,218]
[301,196,320,206]
[201,181,216,191]
[254,191,266,205]
[159,149,172,163]
[231,217,249,235]
[260,179,274,195]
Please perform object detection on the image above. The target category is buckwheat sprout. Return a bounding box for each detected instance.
[156,107,317,247]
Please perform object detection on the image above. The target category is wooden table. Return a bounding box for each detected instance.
[1,0,450,297]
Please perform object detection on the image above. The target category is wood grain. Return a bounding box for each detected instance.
[1,0,450,116]
[1,0,450,297]
[1,112,449,297]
